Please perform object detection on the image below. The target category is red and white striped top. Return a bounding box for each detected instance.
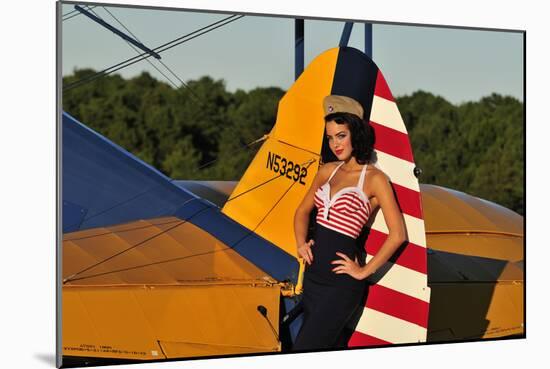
[314,161,372,239]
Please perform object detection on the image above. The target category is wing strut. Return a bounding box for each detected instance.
[295,19,304,80]
[339,22,354,47]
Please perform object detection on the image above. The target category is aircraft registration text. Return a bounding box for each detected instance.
[266,151,308,185]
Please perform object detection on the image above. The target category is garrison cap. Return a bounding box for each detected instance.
[323,95,364,119]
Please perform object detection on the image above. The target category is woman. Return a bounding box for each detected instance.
[292,95,406,351]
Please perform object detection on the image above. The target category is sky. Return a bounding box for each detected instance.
[61,3,524,105]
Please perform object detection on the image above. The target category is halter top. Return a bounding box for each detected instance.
[313,161,372,239]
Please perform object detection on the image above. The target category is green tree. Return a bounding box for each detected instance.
[398,91,524,215]
[162,135,202,179]
[211,86,284,179]
[63,69,524,214]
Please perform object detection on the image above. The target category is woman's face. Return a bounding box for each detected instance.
[325,120,353,160]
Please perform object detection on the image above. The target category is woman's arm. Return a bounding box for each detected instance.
[294,162,333,265]
[332,170,406,280]
[358,171,406,278]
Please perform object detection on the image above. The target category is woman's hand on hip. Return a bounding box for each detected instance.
[297,239,315,265]
[331,252,365,280]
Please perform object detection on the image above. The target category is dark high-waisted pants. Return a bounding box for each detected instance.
[292,224,366,351]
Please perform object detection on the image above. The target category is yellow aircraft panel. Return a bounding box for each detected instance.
[222,139,320,258]
[272,47,338,152]
[63,217,283,360]
[63,283,281,360]
[63,217,274,285]
[427,281,523,341]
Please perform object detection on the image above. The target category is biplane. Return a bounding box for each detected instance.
[61,45,523,366]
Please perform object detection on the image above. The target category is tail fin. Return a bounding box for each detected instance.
[222,46,430,346]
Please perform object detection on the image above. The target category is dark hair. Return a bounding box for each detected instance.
[324,112,375,164]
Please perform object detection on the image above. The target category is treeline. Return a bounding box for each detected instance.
[62,69,524,215]
[398,91,524,215]
[63,69,283,181]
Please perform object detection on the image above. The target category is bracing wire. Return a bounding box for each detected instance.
[100,6,197,97]
[63,198,199,283]
[84,7,178,87]
[197,134,270,170]
[62,5,97,21]
[63,14,244,92]
[63,218,183,242]
[62,156,318,284]
[225,158,316,203]
[69,133,269,229]
[61,7,305,283]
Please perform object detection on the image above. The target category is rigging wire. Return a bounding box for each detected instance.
[62,5,97,21]
[100,6,197,97]
[71,133,269,228]
[225,158,316,203]
[62,9,253,223]
[251,161,312,232]
[62,156,318,283]
[153,14,243,54]
[63,14,244,92]
[63,218,183,242]
[89,6,178,90]
[64,11,265,225]
[64,223,254,283]
[65,13,243,92]
[60,7,304,282]
[63,197,199,283]
[64,179,185,232]
[197,134,269,170]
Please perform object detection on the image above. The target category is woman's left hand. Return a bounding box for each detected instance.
[331,252,365,280]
